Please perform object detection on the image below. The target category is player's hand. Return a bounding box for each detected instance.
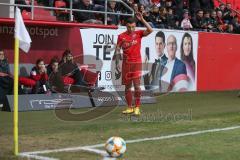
[0,72,8,77]
[41,66,47,73]
[135,12,144,22]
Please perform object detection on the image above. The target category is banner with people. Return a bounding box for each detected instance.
[80,28,198,93]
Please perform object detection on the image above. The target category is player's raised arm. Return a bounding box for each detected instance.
[135,12,153,37]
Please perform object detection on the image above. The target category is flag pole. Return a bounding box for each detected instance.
[13,7,32,155]
[13,34,19,155]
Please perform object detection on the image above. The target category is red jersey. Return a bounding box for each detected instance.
[117,30,144,62]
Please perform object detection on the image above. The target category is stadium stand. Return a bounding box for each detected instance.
[12,0,240,34]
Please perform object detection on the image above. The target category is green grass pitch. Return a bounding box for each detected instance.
[1,91,240,160]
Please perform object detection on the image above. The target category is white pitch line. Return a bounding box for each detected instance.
[126,125,240,143]
[19,125,240,160]
[19,153,58,160]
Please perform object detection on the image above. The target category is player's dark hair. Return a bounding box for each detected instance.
[126,17,136,24]
[155,31,165,43]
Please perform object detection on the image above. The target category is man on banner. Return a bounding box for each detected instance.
[114,13,153,116]
[161,35,188,92]
[143,31,168,93]
[13,7,32,155]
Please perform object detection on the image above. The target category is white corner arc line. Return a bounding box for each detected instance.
[19,153,58,160]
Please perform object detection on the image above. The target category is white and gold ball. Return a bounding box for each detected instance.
[105,137,126,157]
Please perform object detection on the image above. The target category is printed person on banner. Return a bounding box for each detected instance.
[180,32,196,91]
[143,31,168,93]
[161,35,188,92]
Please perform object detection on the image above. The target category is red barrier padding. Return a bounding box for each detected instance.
[197,32,240,91]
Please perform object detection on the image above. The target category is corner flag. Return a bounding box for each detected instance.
[15,7,32,53]
[13,7,31,156]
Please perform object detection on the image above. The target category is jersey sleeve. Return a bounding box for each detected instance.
[137,30,145,38]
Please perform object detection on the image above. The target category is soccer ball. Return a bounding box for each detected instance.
[105,137,126,157]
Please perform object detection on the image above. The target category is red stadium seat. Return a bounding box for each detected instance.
[19,77,36,87]
[22,10,31,20]
[62,76,75,85]
[62,69,98,86]
[80,69,98,86]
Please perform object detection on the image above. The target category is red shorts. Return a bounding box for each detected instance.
[122,60,142,85]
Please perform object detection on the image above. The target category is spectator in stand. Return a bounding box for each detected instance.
[30,59,50,94]
[216,9,234,33]
[132,3,143,26]
[158,7,168,28]
[223,2,232,23]
[138,4,145,13]
[231,15,240,33]
[202,10,212,31]
[165,0,176,11]
[209,10,218,32]
[132,3,139,13]
[217,3,225,13]
[150,5,160,28]
[181,9,193,30]
[107,0,120,25]
[47,56,60,76]
[73,0,103,24]
[0,50,13,107]
[47,57,66,93]
[143,10,155,26]
[216,10,229,32]
[166,8,179,29]
[138,4,154,27]
[139,0,152,11]
[59,49,87,86]
[191,9,204,31]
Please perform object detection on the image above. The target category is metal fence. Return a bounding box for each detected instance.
[0,0,134,25]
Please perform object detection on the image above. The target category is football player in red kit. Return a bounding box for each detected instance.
[115,13,153,115]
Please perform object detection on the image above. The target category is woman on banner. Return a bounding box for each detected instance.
[180,32,195,90]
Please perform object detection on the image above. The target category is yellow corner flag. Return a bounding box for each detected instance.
[14,7,32,155]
